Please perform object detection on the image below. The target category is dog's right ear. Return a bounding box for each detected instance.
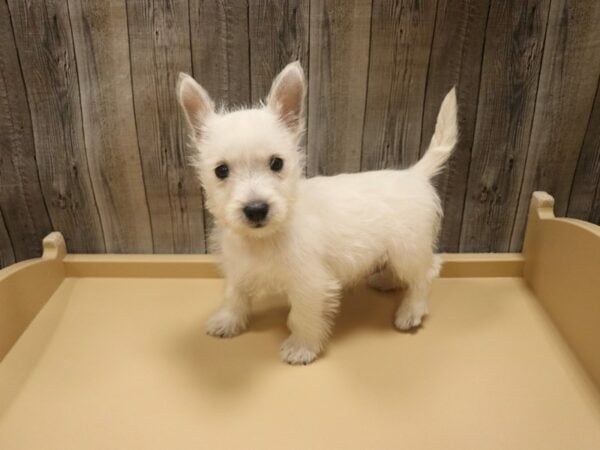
[177,73,215,142]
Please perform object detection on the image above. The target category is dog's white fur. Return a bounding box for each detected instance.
[177,62,457,365]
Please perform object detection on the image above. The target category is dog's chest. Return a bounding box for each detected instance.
[247,256,288,293]
[223,240,290,295]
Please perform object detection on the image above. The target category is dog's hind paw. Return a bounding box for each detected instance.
[206,309,247,338]
[280,336,318,365]
[394,303,427,331]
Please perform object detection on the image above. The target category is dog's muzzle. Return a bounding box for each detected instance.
[243,201,269,226]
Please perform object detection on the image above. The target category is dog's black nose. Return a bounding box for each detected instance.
[243,201,269,223]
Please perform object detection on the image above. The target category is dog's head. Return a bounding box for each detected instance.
[177,62,306,238]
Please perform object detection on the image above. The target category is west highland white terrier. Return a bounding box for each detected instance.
[177,62,457,365]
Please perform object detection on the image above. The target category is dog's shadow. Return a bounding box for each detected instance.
[251,283,405,338]
[166,283,405,397]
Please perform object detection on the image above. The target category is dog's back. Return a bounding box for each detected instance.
[294,88,458,284]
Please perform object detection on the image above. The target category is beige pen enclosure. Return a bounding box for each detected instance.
[0,192,599,449]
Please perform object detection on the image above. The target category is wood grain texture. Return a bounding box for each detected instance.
[2,1,600,263]
[591,182,600,225]
[510,0,600,251]
[189,0,250,107]
[126,0,206,253]
[0,208,15,268]
[307,0,371,176]
[0,0,52,262]
[459,0,550,252]
[189,0,252,240]
[7,0,105,254]
[361,0,438,171]
[67,0,153,253]
[248,0,309,103]
[568,75,600,224]
[421,0,490,252]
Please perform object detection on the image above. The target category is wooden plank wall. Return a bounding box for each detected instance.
[1,0,599,267]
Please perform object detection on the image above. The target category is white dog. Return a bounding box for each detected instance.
[177,62,457,365]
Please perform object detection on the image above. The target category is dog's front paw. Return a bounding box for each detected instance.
[206,309,247,338]
[280,336,318,365]
[394,303,428,331]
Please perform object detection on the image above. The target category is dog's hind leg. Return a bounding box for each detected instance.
[280,274,341,365]
[389,253,440,331]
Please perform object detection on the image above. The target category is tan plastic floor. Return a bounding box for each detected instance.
[1,275,599,449]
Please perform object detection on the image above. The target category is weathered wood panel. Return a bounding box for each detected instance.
[126,0,206,253]
[67,0,153,253]
[568,76,600,224]
[7,0,105,254]
[421,0,490,252]
[189,0,251,240]
[510,0,600,251]
[361,0,438,171]
[591,183,600,225]
[307,0,371,176]
[189,0,250,107]
[248,0,309,173]
[0,208,15,268]
[248,0,309,103]
[0,0,52,261]
[1,0,600,268]
[460,0,551,252]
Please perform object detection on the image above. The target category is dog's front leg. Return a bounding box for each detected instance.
[280,278,341,365]
[206,280,251,338]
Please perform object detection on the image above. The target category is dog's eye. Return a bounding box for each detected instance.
[270,156,284,172]
[214,164,229,179]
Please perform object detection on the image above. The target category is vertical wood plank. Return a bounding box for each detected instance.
[189,0,251,243]
[189,0,250,107]
[0,0,52,261]
[248,0,309,103]
[568,75,600,224]
[420,0,490,252]
[67,0,153,253]
[7,0,105,254]
[510,0,600,250]
[307,0,371,176]
[459,0,550,252]
[0,208,15,268]
[360,0,438,171]
[126,0,206,253]
[591,182,600,225]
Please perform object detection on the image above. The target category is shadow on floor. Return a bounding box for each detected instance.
[166,282,410,396]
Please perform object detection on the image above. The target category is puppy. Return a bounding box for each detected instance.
[177,62,457,364]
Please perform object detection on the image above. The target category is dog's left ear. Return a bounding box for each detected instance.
[267,62,306,133]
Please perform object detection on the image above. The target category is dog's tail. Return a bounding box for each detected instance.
[412,88,458,179]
